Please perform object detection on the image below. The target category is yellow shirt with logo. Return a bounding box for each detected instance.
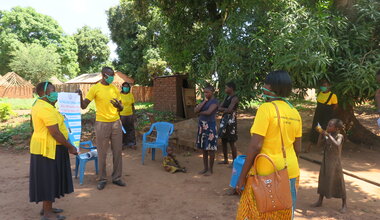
[85,83,121,122]
[30,99,69,159]
[317,91,338,105]
[250,100,302,179]
[120,93,135,116]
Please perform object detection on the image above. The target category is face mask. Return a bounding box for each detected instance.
[320,86,328,92]
[46,91,58,102]
[33,81,58,106]
[261,87,277,100]
[104,73,114,84]
[122,87,130,93]
[261,87,294,108]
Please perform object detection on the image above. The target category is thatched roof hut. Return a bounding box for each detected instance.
[0,72,34,98]
[49,76,64,85]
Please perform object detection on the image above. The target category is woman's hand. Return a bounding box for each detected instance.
[235,176,246,195]
[69,145,78,155]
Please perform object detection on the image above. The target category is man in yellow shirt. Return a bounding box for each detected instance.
[77,67,125,190]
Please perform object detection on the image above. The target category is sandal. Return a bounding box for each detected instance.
[40,208,64,215]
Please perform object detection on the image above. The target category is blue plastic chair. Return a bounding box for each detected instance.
[142,122,174,164]
[75,141,99,185]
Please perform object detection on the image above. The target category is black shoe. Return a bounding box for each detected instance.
[112,179,126,187]
[97,181,107,190]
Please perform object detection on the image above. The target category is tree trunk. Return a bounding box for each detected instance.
[336,105,380,146]
[334,0,356,19]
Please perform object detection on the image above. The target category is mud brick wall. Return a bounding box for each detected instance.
[153,76,185,117]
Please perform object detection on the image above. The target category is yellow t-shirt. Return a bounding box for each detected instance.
[120,93,135,116]
[30,99,69,159]
[250,100,302,179]
[85,83,121,122]
[317,91,338,105]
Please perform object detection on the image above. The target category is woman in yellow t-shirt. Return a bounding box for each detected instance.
[120,82,136,149]
[236,71,302,220]
[30,81,78,220]
[308,80,338,152]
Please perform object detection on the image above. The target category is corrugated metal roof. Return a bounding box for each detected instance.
[66,72,135,84]
[66,73,102,84]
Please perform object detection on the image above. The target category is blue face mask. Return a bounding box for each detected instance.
[122,87,130,93]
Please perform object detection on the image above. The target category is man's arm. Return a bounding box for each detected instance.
[76,89,91,109]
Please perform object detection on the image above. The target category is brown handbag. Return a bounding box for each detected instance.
[249,102,292,213]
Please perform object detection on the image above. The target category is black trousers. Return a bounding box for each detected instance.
[120,115,136,146]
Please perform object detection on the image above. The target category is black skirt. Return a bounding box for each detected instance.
[29,145,74,203]
[310,102,334,143]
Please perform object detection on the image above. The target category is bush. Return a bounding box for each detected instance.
[0,121,32,146]
[0,103,14,121]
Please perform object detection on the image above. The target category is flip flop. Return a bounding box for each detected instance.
[40,208,64,216]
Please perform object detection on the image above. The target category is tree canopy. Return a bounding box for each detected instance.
[108,0,380,143]
[0,7,79,78]
[107,0,167,85]
[74,26,111,73]
[9,43,60,84]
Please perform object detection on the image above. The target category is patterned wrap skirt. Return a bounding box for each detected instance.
[29,145,74,203]
[236,175,299,220]
[218,112,238,142]
[196,120,218,151]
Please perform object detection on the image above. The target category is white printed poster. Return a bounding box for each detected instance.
[57,92,81,151]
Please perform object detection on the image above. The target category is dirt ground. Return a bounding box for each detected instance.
[1,110,380,220]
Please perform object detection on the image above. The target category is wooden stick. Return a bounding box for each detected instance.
[300,155,380,187]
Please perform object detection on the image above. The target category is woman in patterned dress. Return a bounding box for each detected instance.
[194,85,219,176]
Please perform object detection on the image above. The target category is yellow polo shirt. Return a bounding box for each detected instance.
[120,93,135,116]
[30,99,69,159]
[250,100,302,179]
[86,83,121,122]
[317,91,338,105]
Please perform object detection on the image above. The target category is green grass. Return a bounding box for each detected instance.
[0,98,35,110]
[0,121,32,146]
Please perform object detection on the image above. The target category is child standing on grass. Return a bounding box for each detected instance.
[312,118,347,213]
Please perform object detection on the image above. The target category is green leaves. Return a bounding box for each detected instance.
[74,26,110,73]
[9,43,60,84]
[0,7,79,78]
[107,1,167,85]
